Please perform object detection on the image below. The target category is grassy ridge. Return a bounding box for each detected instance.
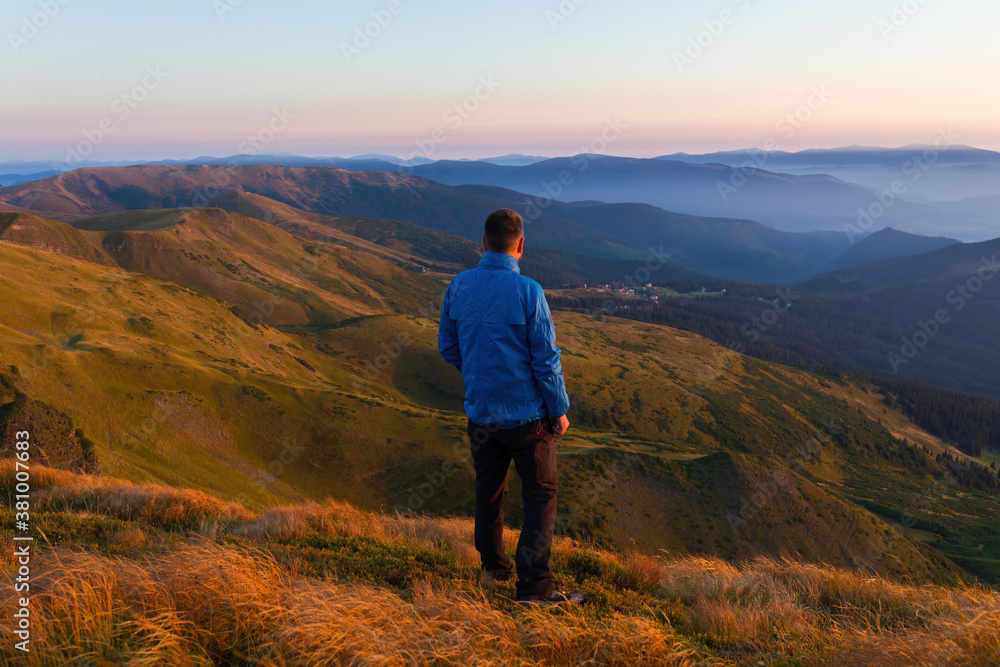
[1,207,444,326]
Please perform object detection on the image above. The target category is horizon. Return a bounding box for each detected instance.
[3,141,997,169]
[4,0,998,162]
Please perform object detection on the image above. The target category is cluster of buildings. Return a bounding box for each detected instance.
[558,282,730,305]
[563,282,661,301]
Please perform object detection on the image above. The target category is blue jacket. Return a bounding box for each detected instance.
[438,252,570,428]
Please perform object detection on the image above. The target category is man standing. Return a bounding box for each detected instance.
[439,208,583,608]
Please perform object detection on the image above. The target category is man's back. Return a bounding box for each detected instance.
[438,208,581,607]
[439,252,569,429]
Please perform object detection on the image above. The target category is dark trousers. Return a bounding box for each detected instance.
[468,418,558,599]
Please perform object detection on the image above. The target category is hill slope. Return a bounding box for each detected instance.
[0,165,630,258]
[199,190,704,286]
[801,236,1000,293]
[3,462,999,666]
[829,227,959,270]
[3,231,1000,585]
[1,208,439,326]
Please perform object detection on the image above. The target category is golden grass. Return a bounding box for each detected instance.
[649,553,1000,659]
[0,543,697,666]
[3,465,999,665]
[233,499,579,575]
[1,460,253,526]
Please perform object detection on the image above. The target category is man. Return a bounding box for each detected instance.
[438,208,584,608]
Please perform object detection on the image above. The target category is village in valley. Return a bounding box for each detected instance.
[548,281,729,308]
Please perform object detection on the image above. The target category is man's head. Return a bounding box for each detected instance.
[483,208,525,259]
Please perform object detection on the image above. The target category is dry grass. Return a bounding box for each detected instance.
[651,554,1000,664]
[0,461,82,491]
[1,459,253,527]
[0,543,697,666]
[3,464,1000,665]
[234,500,544,573]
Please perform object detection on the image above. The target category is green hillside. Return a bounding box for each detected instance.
[3,220,1000,586]
[1,208,442,327]
[198,190,702,286]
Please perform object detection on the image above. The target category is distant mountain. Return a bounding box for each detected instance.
[478,154,549,166]
[3,149,994,236]
[932,193,1000,215]
[0,160,70,176]
[0,190,699,292]
[348,154,435,166]
[828,227,959,270]
[800,236,1000,293]
[0,164,870,282]
[661,146,1000,206]
[658,144,1000,168]
[928,194,1000,237]
[140,154,403,171]
[406,155,981,239]
[139,153,545,168]
[0,171,60,186]
[0,153,542,175]
[520,198,848,283]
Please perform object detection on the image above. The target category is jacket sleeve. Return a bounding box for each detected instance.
[527,285,570,417]
[438,281,462,372]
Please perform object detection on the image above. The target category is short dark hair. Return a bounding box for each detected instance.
[484,208,523,253]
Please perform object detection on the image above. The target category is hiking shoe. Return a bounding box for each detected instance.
[481,568,516,582]
[516,590,585,608]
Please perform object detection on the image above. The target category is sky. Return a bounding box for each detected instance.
[2,0,999,162]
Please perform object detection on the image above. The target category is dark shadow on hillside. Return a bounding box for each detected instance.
[392,350,465,412]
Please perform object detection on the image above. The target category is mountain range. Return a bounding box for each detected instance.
[1,163,977,284]
[401,156,992,240]
[660,144,1000,202]
[3,165,999,399]
[4,144,997,240]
